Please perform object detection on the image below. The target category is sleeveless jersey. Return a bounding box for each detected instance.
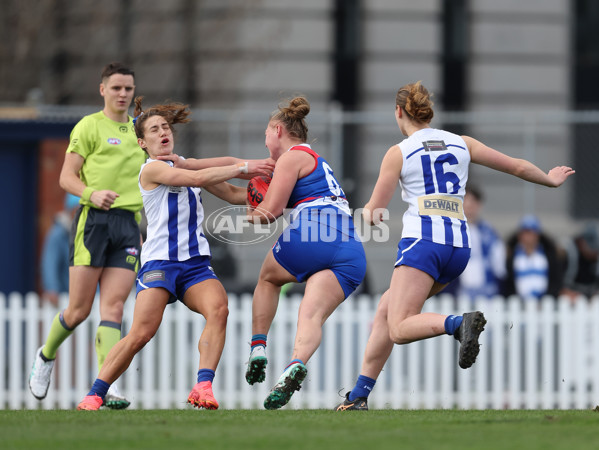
[66,111,146,213]
[398,128,471,248]
[286,144,351,219]
[138,159,211,266]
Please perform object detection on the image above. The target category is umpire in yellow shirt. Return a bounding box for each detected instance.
[29,62,146,409]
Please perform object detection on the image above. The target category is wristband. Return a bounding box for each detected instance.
[81,186,95,202]
[238,161,249,174]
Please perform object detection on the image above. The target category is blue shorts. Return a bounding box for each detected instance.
[395,238,471,284]
[272,214,366,299]
[136,255,218,304]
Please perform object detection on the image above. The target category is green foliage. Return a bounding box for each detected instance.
[1,409,598,450]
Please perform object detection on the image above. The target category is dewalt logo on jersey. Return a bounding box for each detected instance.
[418,194,464,220]
[423,198,459,213]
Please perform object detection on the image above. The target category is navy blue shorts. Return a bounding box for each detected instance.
[272,214,366,299]
[395,238,471,284]
[136,255,218,304]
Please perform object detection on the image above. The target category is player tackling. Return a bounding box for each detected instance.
[77,97,273,410]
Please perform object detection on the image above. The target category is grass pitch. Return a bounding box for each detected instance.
[2,409,598,450]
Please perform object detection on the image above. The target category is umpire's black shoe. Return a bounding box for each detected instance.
[454,311,487,369]
[334,392,368,411]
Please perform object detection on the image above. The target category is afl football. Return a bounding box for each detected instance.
[247,175,271,208]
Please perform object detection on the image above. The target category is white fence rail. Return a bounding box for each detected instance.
[1,292,598,410]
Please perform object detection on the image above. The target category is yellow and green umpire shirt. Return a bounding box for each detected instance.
[66,111,146,217]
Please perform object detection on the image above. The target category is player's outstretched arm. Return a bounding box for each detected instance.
[204,182,246,205]
[141,160,248,190]
[465,135,575,188]
[156,154,236,169]
[156,154,275,178]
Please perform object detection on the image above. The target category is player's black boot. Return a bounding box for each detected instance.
[334,392,368,411]
[454,311,487,369]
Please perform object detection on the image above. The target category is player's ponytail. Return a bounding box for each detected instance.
[133,97,191,139]
[270,96,310,142]
[396,81,434,124]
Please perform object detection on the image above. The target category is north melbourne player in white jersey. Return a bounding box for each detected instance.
[336,81,573,411]
[76,99,275,412]
[138,158,211,266]
[398,127,471,248]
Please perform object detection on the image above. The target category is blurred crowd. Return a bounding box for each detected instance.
[443,185,599,302]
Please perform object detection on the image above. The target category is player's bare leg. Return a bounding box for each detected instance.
[78,288,168,410]
[62,266,103,328]
[387,266,445,344]
[98,267,136,323]
[360,280,449,376]
[96,288,168,384]
[97,267,137,409]
[246,252,296,385]
[265,269,343,410]
[185,279,229,409]
[30,266,102,401]
[252,251,296,336]
[336,275,457,411]
[360,290,395,379]
[185,280,229,372]
[291,269,344,363]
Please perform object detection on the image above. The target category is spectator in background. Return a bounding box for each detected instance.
[443,186,506,299]
[561,221,599,300]
[504,214,563,300]
[40,193,80,306]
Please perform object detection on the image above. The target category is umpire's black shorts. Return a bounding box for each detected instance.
[69,206,141,272]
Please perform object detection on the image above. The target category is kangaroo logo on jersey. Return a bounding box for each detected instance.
[107,138,121,145]
[422,140,447,152]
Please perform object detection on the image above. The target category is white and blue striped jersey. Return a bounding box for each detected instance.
[398,128,471,248]
[138,159,211,266]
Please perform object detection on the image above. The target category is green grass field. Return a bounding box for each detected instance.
[2,409,598,450]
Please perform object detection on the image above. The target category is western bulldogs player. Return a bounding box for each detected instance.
[245,96,367,410]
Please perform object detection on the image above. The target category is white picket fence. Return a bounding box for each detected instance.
[1,292,599,410]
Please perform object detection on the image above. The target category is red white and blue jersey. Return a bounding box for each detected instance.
[138,159,211,266]
[285,144,351,220]
[398,128,471,248]
[273,144,365,297]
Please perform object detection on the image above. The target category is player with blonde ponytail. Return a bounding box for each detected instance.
[245,96,367,409]
[335,81,575,411]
